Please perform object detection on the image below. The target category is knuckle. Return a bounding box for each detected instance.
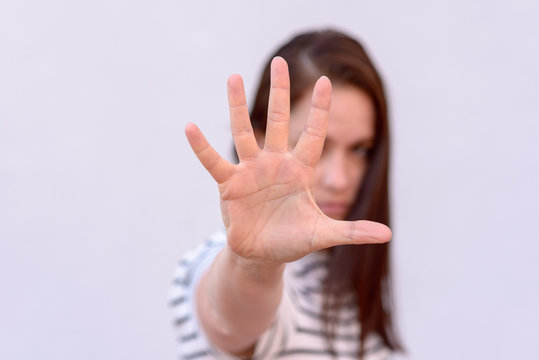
[267,110,288,123]
[232,126,253,137]
[304,126,325,139]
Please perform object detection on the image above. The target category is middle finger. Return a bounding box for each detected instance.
[264,57,290,153]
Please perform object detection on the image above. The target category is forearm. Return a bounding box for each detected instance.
[196,245,285,354]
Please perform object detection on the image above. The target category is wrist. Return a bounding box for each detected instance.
[224,245,285,283]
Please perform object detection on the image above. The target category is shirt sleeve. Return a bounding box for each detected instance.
[169,230,292,359]
[169,230,228,359]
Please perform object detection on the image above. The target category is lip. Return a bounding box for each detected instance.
[318,202,349,217]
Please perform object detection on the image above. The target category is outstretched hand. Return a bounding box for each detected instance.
[185,57,391,264]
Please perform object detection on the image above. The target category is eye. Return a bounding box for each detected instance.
[351,144,372,157]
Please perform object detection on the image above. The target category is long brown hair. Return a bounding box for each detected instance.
[249,29,402,357]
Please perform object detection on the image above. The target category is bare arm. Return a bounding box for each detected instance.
[196,246,284,353]
[185,57,391,355]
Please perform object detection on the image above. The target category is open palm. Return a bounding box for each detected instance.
[185,57,391,264]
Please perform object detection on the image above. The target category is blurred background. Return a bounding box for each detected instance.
[1,0,538,359]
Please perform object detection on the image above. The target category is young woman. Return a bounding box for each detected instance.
[171,29,403,359]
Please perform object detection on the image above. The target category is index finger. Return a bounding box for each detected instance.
[228,74,260,161]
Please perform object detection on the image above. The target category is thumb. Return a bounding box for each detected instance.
[311,216,392,251]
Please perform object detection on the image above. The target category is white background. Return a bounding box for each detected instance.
[1,1,538,359]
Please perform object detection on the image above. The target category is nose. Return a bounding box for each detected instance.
[320,150,349,191]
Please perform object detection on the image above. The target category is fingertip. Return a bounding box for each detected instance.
[379,222,392,242]
[185,122,206,150]
[368,221,393,243]
[272,56,286,65]
[385,225,393,242]
[185,121,194,134]
[271,56,289,75]
[349,220,393,244]
[316,75,332,91]
[185,121,198,135]
[378,227,392,244]
[227,74,244,88]
[311,76,332,110]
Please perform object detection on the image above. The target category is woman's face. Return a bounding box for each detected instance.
[288,84,375,220]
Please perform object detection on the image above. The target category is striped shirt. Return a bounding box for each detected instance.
[170,230,389,359]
